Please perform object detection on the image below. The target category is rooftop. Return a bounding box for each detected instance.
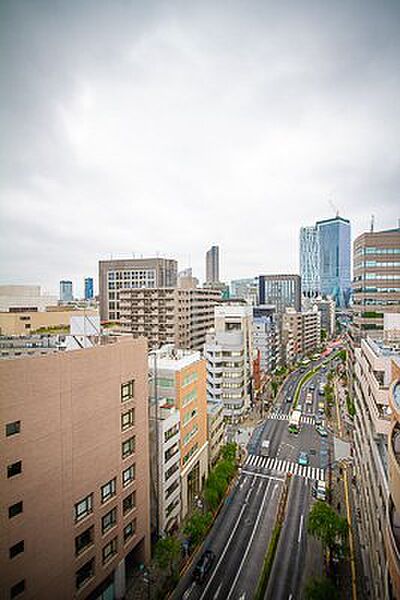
[150,344,201,370]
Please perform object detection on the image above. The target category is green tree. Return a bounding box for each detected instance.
[308,501,348,559]
[154,535,181,576]
[338,349,347,363]
[184,510,213,546]
[304,576,338,600]
[221,443,237,463]
[321,329,328,342]
[271,379,279,397]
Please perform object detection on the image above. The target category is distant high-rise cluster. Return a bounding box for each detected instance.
[59,279,73,302]
[300,216,351,307]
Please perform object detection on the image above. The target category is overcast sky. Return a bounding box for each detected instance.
[1,0,399,296]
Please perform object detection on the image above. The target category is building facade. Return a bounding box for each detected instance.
[85,278,94,300]
[207,401,225,466]
[99,258,178,322]
[206,246,219,284]
[0,308,98,336]
[282,308,321,363]
[118,287,221,351]
[258,274,301,313]
[0,285,58,313]
[230,278,258,304]
[252,305,280,373]
[386,364,400,600]
[149,403,181,536]
[0,336,151,600]
[300,226,320,298]
[316,216,351,308]
[149,346,208,520]
[353,227,400,342]
[60,280,73,302]
[353,336,399,599]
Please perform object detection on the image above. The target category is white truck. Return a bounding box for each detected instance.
[288,409,302,433]
[261,440,270,457]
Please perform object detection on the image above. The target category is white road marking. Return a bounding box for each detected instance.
[298,514,304,544]
[241,469,284,481]
[183,582,196,599]
[226,479,273,600]
[240,476,248,489]
[213,583,222,599]
[256,479,263,495]
[311,467,316,480]
[266,457,273,469]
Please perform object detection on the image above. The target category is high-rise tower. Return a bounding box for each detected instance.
[206,246,219,283]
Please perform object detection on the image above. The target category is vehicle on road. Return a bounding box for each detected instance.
[288,409,302,434]
[286,395,292,403]
[193,550,216,583]
[309,383,315,391]
[312,480,326,501]
[261,440,270,457]
[298,451,309,466]
[316,425,328,437]
[305,391,313,406]
[311,353,320,361]
[314,415,323,426]
[318,401,325,415]
[319,382,325,395]
[301,358,311,366]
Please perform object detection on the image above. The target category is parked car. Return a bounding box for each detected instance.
[298,451,309,466]
[316,425,328,437]
[193,550,216,583]
[312,480,327,501]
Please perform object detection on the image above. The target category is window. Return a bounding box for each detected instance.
[8,502,23,519]
[7,461,22,479]
[122,436,135,459]
[123,519,136,543]
[10,580,25,598]
[156,377,174,388]
[6,421,21,437]
[165,423,179,442]
[121,380,134,402]
[183,372,198,387]
[122,464,135,487]
[121,408,135,431]
[165,462,179,481]
[76,558,95,590]
[9,540,24,559]
[101,478,116,503]
[165,443,179,462]
[75,526,94,556]
[74,494,93,523]
[123,491,136,515]
[166,497,180,516]
[101,507,117,534]
[165,479,180,499]
[182,389,197,407]
[102,537,118,564]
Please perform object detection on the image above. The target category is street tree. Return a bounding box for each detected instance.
[304,576,338,600]
[308,501,348,560]
[183,510,213,546]
[154,535,181,577]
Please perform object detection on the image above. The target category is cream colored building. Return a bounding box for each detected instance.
[353,336,399,599]
[0,308,98,336]
[149,346,209,519]
[0,285,58,313]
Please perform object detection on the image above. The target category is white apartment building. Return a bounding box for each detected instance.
[253,314,279,373]
[207,401,225,466]
[149,404,181,535]
[353,336,399,599]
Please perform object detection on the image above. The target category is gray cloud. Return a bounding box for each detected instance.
[1,0,399,295]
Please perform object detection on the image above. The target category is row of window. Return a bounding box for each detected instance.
[183,442,199,465]
[355,260,400,269]
[353,287,400,294]
[364,273,400,280]
[183,424,199,446]
[182,371,198,387]
[165,423,180,443]
[75,465,136,523]
[182,389,197,407]
[183,408,197,425]
[354,247,400,256]
[75,494,136,556]
[76,521,136,590]
[108,270,156,280]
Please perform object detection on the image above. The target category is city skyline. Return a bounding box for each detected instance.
[1,1,399,294]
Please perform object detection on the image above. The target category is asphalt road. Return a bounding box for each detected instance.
[172,351,339,600]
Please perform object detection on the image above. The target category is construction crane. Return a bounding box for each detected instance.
[328,197,339,218]
[370,215,375,233]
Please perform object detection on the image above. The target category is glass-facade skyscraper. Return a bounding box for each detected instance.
[300,226,320,298]
[300,216,351,308]
[84,277,94,300]
[60,280,73,302]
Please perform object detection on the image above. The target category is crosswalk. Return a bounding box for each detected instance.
[244,453,325,482]
[268,411,315,425]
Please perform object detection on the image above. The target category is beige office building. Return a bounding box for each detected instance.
[98,258,178,322]
[353,227,400,342]
[0,285,58,313]
[282,308,321,363]
[353,336,399,599]
[118,287,221,351]
[0,308,98,336]
[0,337,150,600]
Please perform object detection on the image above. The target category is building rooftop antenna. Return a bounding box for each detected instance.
[370,214,375,233]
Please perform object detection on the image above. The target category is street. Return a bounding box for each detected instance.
[172,354,338,600]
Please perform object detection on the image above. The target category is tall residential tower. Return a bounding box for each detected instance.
[206,246,219,284]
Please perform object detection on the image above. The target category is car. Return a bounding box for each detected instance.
[316,425,328,437]
[312,480,327,501]
[314,415,323,426]
[193,550,216,583]
[286,395,292,403]
[309,383,315,391]
[298,451,309,466]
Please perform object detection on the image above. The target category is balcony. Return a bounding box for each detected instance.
[389,422,400,514]
[386,499,400,599]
